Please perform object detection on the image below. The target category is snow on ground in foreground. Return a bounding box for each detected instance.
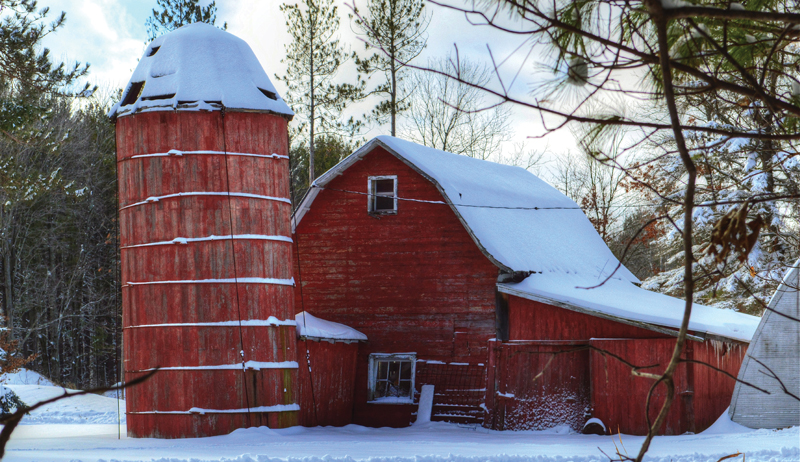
[0,368,125,424]
[1,381,797,462]
[4,420,797,462]
[5,384,125,425]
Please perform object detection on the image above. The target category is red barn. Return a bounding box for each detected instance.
[292,136,759,435]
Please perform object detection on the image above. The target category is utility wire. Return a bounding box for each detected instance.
[313,185,631,210]
[290,171,320,426]
[220,108,252,426]
[310,185,797,210]
[115,182,122,440]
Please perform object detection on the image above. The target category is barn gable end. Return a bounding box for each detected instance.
[293,146,498,426]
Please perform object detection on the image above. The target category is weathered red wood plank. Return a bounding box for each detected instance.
[296,339,359,426]
[118,110,297,438]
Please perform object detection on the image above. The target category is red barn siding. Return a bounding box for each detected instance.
[589,338,690,435]
[293,145,748,434]
[509,296,672,340]
[504,295,746,435]
[691,340,747,430]
[293,147,498,427]
[296,339,359,427]
[118,111,298,438]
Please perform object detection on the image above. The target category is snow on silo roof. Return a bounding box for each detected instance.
[109,23,293,119]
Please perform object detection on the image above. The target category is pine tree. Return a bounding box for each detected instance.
[638,121,799,315]
[0,1,91,142]
[145,0,226,40]
[279,0,363,185]
[289,135,356,207]
[633,1,800,315]
[351,0,429,136]
[0,0,91,341]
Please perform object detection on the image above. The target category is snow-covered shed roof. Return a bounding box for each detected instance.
[498,272,759,343]
[108,23,293,119]
[295,312,367,342]
[294,136,639,283]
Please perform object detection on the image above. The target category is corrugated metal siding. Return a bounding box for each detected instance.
[118,111,298,438]
[730,265,800,428]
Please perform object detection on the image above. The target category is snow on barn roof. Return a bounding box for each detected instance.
[498,272,759,343]
[295,312,367,342]
[295,136,760,343]
[108,23,293,119]
[295,135,639,283]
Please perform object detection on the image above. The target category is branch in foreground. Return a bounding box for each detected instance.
[0,369,157,460]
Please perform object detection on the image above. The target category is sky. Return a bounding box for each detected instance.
[37,0,576,164]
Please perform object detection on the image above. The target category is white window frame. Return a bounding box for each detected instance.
[367,353,416,404]
[367,175,398,214]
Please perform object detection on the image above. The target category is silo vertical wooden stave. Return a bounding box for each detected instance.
[111,24,298,438]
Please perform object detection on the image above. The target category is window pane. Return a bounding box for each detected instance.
[400,361,411,380]
[374,195,394,211]
[375,179,394,193]
[376,381,387,397]
[398,381,411,397]
[388,361,400,384]
[377,361,388,380]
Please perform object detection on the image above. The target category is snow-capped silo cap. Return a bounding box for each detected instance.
[109,23,294,120]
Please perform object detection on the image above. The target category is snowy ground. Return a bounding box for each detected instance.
[1,371,797,462]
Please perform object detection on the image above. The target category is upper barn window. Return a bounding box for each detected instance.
[368,176,397,214]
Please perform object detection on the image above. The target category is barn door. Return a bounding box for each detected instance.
[486,341,590,431]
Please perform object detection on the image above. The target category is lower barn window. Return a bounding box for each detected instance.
[368,353,416,403]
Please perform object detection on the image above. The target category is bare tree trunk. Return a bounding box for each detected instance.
[309,21,316,185]
[390,1,397,137]
[3,212,14,341]
[636,2,698,460]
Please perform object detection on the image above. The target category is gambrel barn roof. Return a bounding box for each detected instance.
[295,136,759,343]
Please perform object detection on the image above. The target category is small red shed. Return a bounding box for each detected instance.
[295,311,366,427]
[292,136,760,434]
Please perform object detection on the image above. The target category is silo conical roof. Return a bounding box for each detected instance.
[109,23,293,119]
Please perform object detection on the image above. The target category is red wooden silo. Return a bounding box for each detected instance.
[110,23,298,438]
